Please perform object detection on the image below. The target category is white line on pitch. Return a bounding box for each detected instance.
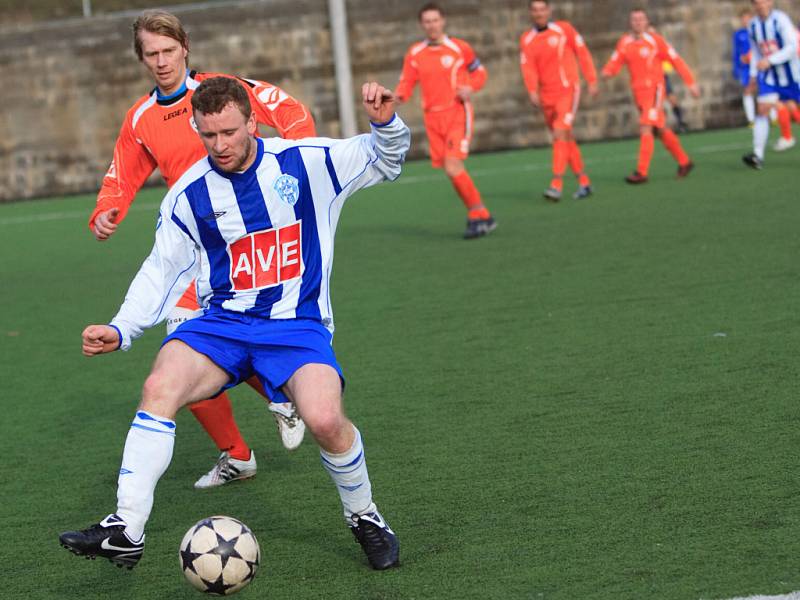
[713,592,800,600]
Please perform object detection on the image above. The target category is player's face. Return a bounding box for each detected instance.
[740,13,752,28]
[139,30,188,95]
[529,1,551,28]
[419,10,445,42]
[751,0,772,18]
[195,102,258,173]
[629,11,649,35]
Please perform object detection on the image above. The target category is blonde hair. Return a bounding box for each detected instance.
[132,10,189,65]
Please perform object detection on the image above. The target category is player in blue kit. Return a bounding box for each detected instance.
[742,0,800,169]
[733,6,756,126]
[59,76,409,571]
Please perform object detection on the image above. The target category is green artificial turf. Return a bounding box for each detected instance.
[1,127,798,600]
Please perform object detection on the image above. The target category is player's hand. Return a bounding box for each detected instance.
[688,84,701,99]
[528,91,541,107]
[82,325,120,356]
[93,208,120,241]
[362,82,396,125]
[456,85,473,102]
[588,82,599,98]
[756,58,771,71]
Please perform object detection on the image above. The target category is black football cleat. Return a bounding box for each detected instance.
[625,171,648,184]
[350,511,399,570]
[463,216,497,240]
[572,185,593,200]
[742,153,763,170]
[677,161,694,178]
[59,514,144,569]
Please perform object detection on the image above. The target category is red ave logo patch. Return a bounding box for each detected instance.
[228,221,302,291]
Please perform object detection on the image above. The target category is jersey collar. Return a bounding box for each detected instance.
[154,71,194,106]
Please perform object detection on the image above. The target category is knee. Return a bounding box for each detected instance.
[443,160,463,178]
[141,371,181,413]
[305,409,349,444]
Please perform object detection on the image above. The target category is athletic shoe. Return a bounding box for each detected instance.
[773,137,796,152]
[194,450,257,489]
[572,185,593,200]
[268,401,306,450]
[349,510,400,570]
[677,161,694,178]
[742,153,763,170]
[625,171,648,184]
[463,217,496,240]
[59,514,144,569]
[543,187,562,202]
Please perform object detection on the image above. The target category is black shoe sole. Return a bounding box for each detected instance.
[60,542,139,570]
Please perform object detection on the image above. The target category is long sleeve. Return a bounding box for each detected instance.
[240,77,317,139]
[602,40,626,78]
[327,114,411,199]
[395,50,419,102]
[568,24,598,85]
[519,39,539,93]
[110,191,198,350]
[657,35,696,86]
[767,13,799,66]
[90,112,158,231]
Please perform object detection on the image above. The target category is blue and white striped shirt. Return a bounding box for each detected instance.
[111,115,411,350]
[748,9,800,87]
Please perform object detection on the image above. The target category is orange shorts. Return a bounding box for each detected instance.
[540,85,581,131]
[634,84,666,129]
[175,280,200,310]
[423,103,473,168]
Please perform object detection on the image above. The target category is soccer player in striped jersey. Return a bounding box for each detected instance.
[92,10,317,488]
[601,8,700,184]
[395,2,496,239]
[519,0,598,201]
[743,0,800,168]
[733,7,757,126]
[60,76,408,571]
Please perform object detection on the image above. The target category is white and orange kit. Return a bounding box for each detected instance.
[395,36,492,222]
[92,70,316,461]
[602,31,694,176]
[520,20,597,190]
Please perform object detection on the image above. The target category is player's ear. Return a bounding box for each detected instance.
[246,110,257,136]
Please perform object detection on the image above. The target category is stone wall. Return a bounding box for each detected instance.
[0,0,771,201]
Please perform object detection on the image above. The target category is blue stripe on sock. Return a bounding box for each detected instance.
[135,411,176,430]
[131,423,176,436]
[320,449,363,470]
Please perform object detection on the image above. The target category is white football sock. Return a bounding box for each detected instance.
[320,426,375,521]
[753,115,769,160]
[116,411,175,541]
[743,95,756,124]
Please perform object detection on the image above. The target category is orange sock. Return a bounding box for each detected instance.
[791,106,800,123]
[637,132,655,176]
[568,140,591,187]
[659,128,690,167]
[552,139,569,180]
[190,393,251,460]
[777,105,793,139]
[450,171,489,220]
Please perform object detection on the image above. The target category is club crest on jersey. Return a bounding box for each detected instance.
[548,36,559,47]
[440,55,455,68]
[274,174,300,206]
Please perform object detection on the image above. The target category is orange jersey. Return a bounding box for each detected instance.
[90,70,316,230]
[395,36,487,113]
[602,31,695,91]
[519,21,597,95]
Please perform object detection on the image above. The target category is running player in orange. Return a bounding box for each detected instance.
[90,10,316,488]
[520,0,598,201]
[395,2,496,239]
[601,9,700,184]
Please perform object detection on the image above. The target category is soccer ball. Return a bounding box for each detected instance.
[179,516,260,595]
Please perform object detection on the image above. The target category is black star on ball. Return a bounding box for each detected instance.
[180,545,203,575]
[203,574,236,596]
[211,533,243,569]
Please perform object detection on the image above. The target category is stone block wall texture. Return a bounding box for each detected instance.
[0,0,780,201]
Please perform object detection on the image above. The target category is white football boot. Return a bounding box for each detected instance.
[194,450,257,489]
[773,136,796,152]
[268,402,306,450]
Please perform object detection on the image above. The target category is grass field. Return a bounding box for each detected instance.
[1,127,799,600]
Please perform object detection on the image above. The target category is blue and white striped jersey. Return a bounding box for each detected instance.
[111,115,411,350]
[748,9,800,87]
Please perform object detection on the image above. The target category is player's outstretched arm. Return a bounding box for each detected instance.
[362,82,396,124]
[82,325,120,356]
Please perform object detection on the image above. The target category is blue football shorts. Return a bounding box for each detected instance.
[162,311,343,402]
[757,80,800,103]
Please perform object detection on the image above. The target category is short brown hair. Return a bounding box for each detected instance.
[191,76,252,119]
[132,10,189,65]
[530,0,550,6]
[738,6,753,16]
[418,2,444,20]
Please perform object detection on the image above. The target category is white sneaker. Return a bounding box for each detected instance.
[194,450,257,489]
[774,137,796,152]
[268,402,306,450]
